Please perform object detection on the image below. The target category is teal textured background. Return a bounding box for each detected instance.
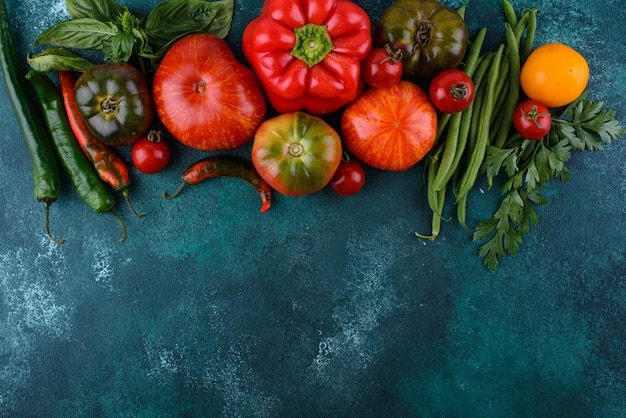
[1,0,625,416]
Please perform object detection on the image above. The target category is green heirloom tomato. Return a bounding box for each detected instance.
[251,112,342,197]
[74,63,154,146]
[374,0,468,79]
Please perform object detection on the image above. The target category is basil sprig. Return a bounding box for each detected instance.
[32,0,234,72]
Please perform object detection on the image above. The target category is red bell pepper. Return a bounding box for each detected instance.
[242,0,372,115]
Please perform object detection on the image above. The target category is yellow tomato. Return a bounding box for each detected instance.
[520,42,589,108]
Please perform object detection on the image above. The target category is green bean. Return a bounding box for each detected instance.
[432,52,492,191]
[455,44,505,201]
[463,28,488,76]
[467,80,487,153]
[433,91,477,191]
[465,53,494,154]
[493,23,521,149]
[427,29,488,195]
[456,192,469,230]
[450,165,467,228]
[502,0,518,28]
[520,8,539,62]
[432,111,463,191]
[490,56,511,119]
[457,1,468,19]
[513,10,530,43]
[489,92,509,143]
[417,156,446,240]
[436,112,453,142]
[491,75,511,126]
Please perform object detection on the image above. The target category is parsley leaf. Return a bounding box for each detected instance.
[474,94,625,270]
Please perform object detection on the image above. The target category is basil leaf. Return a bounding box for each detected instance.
[26,47,95,72]
[205,0,234,39]
[103,32,136,63]
[34,18,118,50]
[132,28,151,56]
[144,0,234,51]
[65,0,123,22]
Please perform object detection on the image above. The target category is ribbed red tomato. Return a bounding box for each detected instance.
[341,80,437,171]
[152,34,267,151]
[252,112,342,196]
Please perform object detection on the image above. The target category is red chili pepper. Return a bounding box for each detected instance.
[58,70,144,218]
[242,0,372,115]
[162,156,272,213]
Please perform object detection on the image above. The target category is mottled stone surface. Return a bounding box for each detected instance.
[1,0,625,416]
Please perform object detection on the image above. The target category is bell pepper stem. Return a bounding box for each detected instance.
[291,23,335,68]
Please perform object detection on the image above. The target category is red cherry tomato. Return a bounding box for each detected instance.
[512,100,552,140]
[330,160,365,196]
[131,130,171,174]
[361,44,403,89]
[429,69,475,113]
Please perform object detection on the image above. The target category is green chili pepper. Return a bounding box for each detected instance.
[0,0,64,243]
[26,70,127,242]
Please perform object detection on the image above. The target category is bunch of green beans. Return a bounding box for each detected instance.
[417,0,539,240]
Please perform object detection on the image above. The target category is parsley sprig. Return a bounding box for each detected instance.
[473,93,626,271]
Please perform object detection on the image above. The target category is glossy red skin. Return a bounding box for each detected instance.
[341,81,437,171]
[513,100,552,140]
[361,47,403,89]
[330,160,365,196]
[242,0,372,114]
[429,69,475,114]
[153,34,267,151]
[132,136,171,174]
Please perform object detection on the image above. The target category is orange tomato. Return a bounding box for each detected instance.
[341,81,437,171]
[520,42,589,108]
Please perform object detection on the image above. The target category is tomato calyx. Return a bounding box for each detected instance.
[414,22,434,48]
[380,44,403,64]
[450,83,471,101]
[520,104,551,129]
[101,96,120,114]
[287,142,305,158]
[147,129,163,143]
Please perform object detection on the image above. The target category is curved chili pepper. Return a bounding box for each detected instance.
[58,70,145,219]
[163,156,272,213]
[26,70,127,242]
[0,0,64,243]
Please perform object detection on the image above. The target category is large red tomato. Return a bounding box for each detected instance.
[152,34,267,151]
[341,81,437,171]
